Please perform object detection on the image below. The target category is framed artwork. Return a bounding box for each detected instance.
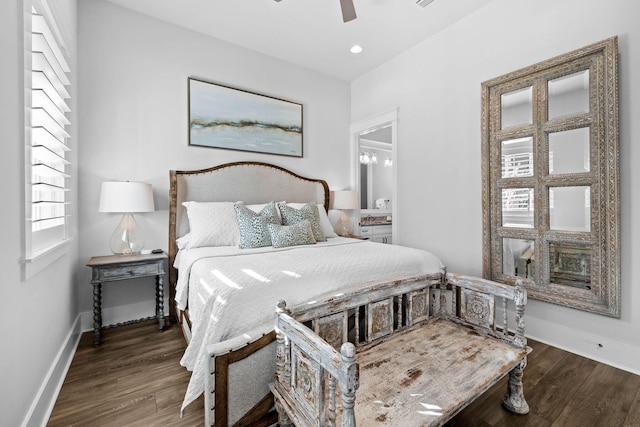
[188,77,303,157]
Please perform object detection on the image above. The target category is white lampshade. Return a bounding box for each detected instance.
[99,181,154,255]
[99,182,155,213]
[332,190,357,237]
[332,190,358,210]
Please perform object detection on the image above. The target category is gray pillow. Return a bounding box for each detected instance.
[268,220,316,249]
[278,202,326,242]
[234,202,280,249]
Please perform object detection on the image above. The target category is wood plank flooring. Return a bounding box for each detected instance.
[49,320,640,426]
[47,320,203,426]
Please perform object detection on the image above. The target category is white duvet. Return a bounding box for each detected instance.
[176,237,444,412]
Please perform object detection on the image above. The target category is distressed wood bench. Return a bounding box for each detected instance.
[270,272,530,426]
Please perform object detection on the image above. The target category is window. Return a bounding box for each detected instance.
[24,2,71,266]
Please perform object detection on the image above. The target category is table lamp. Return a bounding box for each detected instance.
[99,181,154,255]
[332,190,357,237]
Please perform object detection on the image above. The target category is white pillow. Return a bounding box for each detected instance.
[285,203,337,238]
[181,201,239,248]
[176,233,191,250]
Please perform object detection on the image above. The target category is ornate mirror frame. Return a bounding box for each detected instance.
[481,37,620,317]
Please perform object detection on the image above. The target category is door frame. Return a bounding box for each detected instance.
[349,108,398,243]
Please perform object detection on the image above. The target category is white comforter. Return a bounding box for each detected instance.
[176,237,444,411]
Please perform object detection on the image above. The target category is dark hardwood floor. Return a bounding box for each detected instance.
[49,320,640,426]
[47,320,203,426]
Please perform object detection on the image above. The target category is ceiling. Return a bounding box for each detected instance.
[104,0,493,81]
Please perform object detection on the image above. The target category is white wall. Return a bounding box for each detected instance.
[0,1,79,426]
[351,0,640,373]
[77,0,351,325]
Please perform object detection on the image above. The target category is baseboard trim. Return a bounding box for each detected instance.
[526,315,640,376]
[21,314,82,427]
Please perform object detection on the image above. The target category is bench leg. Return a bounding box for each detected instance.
[502,358,529,414]
[274,399,293,427]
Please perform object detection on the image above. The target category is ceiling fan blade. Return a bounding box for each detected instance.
[339,0,357,22]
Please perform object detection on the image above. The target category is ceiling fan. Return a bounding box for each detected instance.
[339,0,357,22]
[274,0,357,23]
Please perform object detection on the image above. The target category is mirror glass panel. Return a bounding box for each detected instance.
[358,125,393,211]
[503,238,535,278]
[548,70,589,119]
[549,186,590,232]
[549,128,590,174]
[502,137,533,178]
[502,188,534,228]
[501,86,532,129]
[549,243,591,290]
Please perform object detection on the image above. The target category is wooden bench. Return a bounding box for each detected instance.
[270,273,530,426]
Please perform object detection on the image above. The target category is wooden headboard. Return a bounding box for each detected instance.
[168,161,330,320]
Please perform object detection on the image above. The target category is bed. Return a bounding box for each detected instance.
[169,162,450,426]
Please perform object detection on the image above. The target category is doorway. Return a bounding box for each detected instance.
[350,109,398,243]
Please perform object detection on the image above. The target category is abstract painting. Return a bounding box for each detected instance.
[188,78,303,157]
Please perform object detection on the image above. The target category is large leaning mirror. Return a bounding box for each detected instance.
[481,37,620,317]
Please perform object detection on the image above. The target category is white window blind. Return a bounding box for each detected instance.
[27,5,71,258]
[501,152,533,178]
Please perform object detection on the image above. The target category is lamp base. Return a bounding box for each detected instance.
[110,212,145,255]
[335,210,354,237]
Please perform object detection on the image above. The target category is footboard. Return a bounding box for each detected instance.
[204,323,278,427]
[271,273,530,426]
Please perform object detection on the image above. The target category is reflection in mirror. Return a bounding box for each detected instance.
[360,163,368,208]
[503,238,535,278]
[502,137,533,178]
[548,70,589,119]
[358,125,393,211]
[549,186,590,232]
[549,243,591,289]
[501,86,532,129]
[549,127,590,174]
[502,188,534,228]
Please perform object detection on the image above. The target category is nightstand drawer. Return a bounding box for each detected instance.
[97,262,162,281]
[371,225,392,235]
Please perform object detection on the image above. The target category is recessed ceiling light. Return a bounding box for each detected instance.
[350,45,363,54]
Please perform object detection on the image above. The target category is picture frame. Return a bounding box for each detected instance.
[188,77,303,157]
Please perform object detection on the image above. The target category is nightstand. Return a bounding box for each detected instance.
[87,252,168,346]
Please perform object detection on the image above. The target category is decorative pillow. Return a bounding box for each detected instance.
[234,202,280,249]
[278,202,326,242]
[244,201,285,224]
[286,203,337,238]
[268,220,316,249]
[181,201,239,248]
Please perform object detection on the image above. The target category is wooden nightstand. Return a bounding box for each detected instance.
[87,252,168,346]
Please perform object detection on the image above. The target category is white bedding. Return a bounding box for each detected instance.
[176,237,444,411]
